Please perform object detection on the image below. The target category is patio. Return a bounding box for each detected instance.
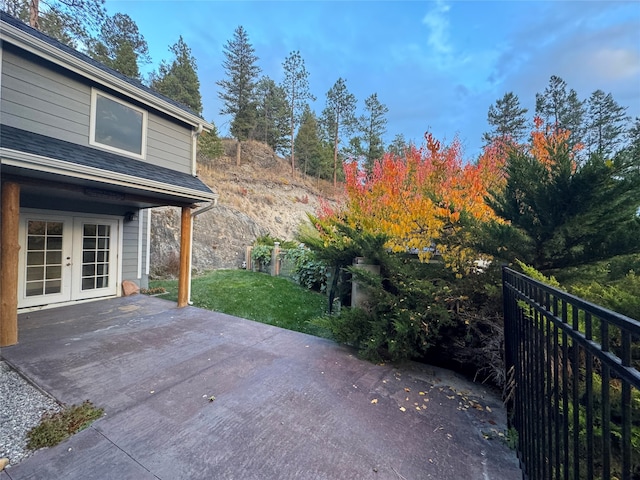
[1,295,520,479]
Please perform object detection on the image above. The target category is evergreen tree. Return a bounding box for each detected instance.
[584,89,630,158]
[485,136,640,269]
[2,0,104,48]
[321,77,357,188]
[281,50,314,176]
[151,36,203,115]
[254,76,289,155]
[387,133,409,157]
[295,105,322,177]
[482,91,528,145]
[535,75,584,150]
[359,93,388,173]
[616,117,640,178]
[89,13,149,79]
[627,117,640,166]
[197,123,224,164]
[217,25,261,165]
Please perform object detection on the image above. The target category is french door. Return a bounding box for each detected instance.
[18,211,120,308]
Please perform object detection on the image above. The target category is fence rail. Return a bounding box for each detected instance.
[502,267,640,480]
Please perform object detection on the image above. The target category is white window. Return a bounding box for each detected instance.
[90,89,147,159]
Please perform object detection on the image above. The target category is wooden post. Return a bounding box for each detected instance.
[1,182,20,346]
[271,242,281,276]
[177,206,192,307]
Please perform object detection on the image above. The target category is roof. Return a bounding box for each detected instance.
[0,10,212,131]
[1,124,217,204]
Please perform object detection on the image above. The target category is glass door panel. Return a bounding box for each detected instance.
[73,218,118,300]
[81,223,111,290]
[19,216,72,307]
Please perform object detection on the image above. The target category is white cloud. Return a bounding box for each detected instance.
[586,48,640,81]
[422,0,453,60]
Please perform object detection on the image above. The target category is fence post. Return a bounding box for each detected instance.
[271,242,281,276]
[351,257,380,310]
[246,246,253,271]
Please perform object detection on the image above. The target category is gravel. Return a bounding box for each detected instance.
[0,360,62,466]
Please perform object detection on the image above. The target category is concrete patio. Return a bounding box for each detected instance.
[1,295,521,479]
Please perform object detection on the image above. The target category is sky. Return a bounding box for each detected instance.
[106,0,640,160]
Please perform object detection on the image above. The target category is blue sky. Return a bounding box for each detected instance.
[107,0,640,160]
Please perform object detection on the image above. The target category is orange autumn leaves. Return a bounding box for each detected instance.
[324,132,506,272]
[318,121,578,274]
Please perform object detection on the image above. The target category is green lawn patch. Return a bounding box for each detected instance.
[27,401,104,450]
[149,270,328,336]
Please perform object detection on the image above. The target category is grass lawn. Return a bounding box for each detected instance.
[149,269,329,336]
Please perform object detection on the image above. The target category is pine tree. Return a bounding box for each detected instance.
[217,26,261,165]
[281,51,314,176]
[627,117,640,166]
[584,89,630,158]
[321,78,357,188]
[359,93,388,173]
[151,36,203,115]
[486,128,640,269]
[535,75,584,150]
[197,123,224,164]
[4,0,105,48]
[295,105,323,177]
[254,76,289,155]
[387,133,409,157]
[482,91,528,145]
[89,13,149,80]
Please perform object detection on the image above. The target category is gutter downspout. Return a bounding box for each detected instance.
[191,124,204,176]
[187,197,219,305]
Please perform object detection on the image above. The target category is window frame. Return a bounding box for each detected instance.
[89,88,148,160]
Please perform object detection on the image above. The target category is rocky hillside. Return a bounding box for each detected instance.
[150,139,340,277]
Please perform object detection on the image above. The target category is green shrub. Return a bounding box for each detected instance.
[314,253,453,363]
[254,234,297,250]
[283,246,328,292]
[569,271,640,321]
[251,244,272,270]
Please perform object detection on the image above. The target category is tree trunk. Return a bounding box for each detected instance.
[333,129,339,190]
[290,123,295,178]
[236,139,241,167]
[29,0,39,29]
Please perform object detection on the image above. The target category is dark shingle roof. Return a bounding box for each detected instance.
[0,10,202,119]
[1,124,215,197]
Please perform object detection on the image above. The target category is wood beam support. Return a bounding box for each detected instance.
[177,205,192,307]
[1,182,20,346]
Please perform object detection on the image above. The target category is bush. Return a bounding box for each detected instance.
[314,253,454,363]
[251,244,272,271]
[283,246,328,292]
[569,271,640,321]
[254,234,297,250]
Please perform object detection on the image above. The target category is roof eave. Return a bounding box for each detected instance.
[1,148,218,204]
[0,20,213,132]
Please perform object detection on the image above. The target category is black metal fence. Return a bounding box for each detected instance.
[502,267,640,480]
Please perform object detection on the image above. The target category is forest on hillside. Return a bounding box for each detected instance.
[3,0,638,188]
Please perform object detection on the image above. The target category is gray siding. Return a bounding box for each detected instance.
[1,49,193,175]
[121,212,140,285]
[120,209,149,289]
[1,49,90,143]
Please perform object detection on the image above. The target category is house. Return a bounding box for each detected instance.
[0,11,218,347]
